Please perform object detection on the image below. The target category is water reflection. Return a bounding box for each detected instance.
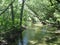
[18,30,28,45]
[41,26,47,35]
[18,25,47,45]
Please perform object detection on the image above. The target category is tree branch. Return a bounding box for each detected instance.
[0,0,15,16]
[10,1,14,26]
[20,0,25,45]
[49,0,53,6]
[26,4,57,25]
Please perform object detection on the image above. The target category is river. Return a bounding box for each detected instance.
[17,25,47,45]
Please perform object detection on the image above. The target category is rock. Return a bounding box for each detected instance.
[0,40,8,45]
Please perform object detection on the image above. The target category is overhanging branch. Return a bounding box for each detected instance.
[26,4,57,25]
[0,0,15,16]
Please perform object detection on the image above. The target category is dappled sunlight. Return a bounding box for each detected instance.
[29,40,38,44]
[0,0,60,45]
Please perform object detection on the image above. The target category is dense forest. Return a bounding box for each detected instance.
[0,0,60,45]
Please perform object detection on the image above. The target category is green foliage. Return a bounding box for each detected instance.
[0,0,60,45]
